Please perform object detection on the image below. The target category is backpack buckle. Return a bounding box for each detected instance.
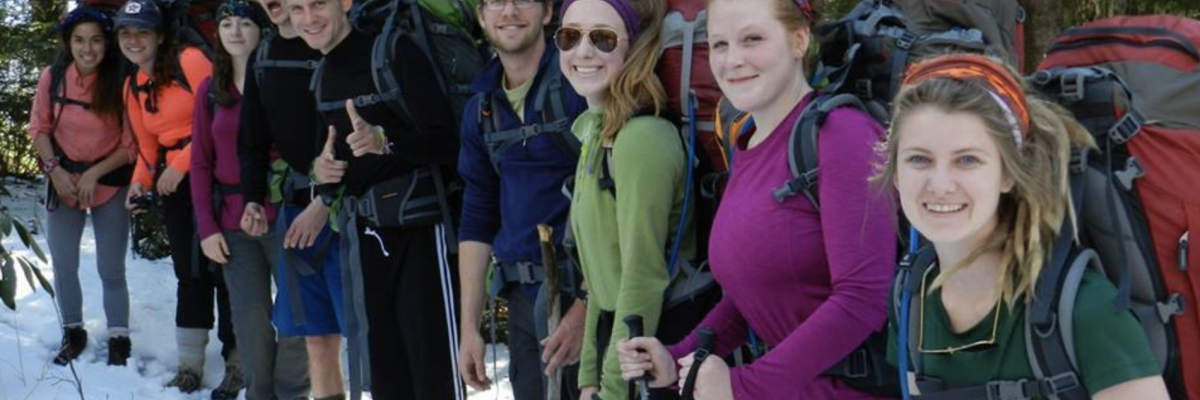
[1060,71,1086,102]
[986,380,1031,400]
[1108,111,1144,145]
[896,31,917,50]
[842,348,870,379]
[1068,148,1088,174]
[1158,293,1186,323]
[1042,373,1082,396]
[1115,157,1145,191]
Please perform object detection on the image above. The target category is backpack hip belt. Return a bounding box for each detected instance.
[491,257,581,299]
[152,138,192,182]
[347,166,457,245]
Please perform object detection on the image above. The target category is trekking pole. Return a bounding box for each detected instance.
[679,328,716,400]
[623,315,652,400]
[538,224,563,400]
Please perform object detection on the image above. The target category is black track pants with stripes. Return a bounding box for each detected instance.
[357,223,462,400]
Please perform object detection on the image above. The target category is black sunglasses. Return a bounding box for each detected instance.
[554,26,626,54]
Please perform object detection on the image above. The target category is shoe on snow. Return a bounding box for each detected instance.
[52,327,87,366]
[107,336,131,366]
[210,364,245,400]
[167,368,203,394]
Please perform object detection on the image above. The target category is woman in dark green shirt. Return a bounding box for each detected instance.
[877,54,1169,399]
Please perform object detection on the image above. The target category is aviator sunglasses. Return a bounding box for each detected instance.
[554,26,626,53]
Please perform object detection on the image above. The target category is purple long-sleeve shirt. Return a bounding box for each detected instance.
[668,93,896,399]
[191,78,276,240]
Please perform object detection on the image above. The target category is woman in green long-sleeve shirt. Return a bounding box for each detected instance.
[556,0,691,398]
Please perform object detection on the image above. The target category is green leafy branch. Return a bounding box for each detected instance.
[0,184,54,311]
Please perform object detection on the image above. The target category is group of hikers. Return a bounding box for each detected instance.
[29,0,1200,399]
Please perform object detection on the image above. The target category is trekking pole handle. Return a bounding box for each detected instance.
[623,315,652,400]
[680,328,717,400]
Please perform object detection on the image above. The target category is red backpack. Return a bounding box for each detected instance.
[1033,14,1200,399]
[658,0,725,173]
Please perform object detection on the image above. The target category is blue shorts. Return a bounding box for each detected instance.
[273,204,346,336]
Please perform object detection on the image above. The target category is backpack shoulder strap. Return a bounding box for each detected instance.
[481,63,580,175]
[893,244,936,377]
[362,9,412,120]
[253,28,275,85]
[531,62,581,159]
[206,78,217,115]
[49,62,93,110]
[253,28,322,86]
[714,96,748,169]
[1021,220,1090,400]
[773,93,866,210]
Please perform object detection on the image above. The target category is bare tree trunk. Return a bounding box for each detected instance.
[1025,0,1065,71]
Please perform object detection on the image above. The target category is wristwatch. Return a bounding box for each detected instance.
[319,190,336,207]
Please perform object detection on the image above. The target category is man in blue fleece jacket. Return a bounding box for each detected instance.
[455,1,587,399]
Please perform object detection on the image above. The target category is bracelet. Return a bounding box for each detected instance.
[374,126,393,155]
[42,158,58,174]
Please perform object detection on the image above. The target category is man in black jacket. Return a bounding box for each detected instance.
[288,0,463,398]
[237,0,346,398]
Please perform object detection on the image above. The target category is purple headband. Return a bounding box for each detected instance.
[792,0,815,21]
[559,0,641,42]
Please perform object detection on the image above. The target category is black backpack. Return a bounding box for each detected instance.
[311,0,487,122]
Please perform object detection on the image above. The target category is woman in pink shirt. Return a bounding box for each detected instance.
[28,7,136,367]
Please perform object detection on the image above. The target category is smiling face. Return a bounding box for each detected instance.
[894,106,1015,252]
[558,0,630,106]
[256,0,288,25]
[286,0,349,54]
[479,0,551,55]
[117,26,162,71]
[69,22,107,75]
[706,0,809,114]
[218,16,262,59]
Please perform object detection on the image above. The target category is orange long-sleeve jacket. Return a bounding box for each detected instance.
[125,46,212,189]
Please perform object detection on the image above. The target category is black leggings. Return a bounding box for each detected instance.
[161,177,236,357]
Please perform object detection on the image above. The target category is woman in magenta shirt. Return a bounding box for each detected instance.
[618,0,895,398]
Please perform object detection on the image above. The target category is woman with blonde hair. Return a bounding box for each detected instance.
[878,53,1169,400]
[558,0,706,398]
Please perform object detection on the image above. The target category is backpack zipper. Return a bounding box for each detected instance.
[1180,231,1190,272]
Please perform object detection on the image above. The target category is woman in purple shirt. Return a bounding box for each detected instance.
[617,0,895,398]
[191,2,310,399]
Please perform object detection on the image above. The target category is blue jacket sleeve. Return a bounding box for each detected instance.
[457,94,502,244]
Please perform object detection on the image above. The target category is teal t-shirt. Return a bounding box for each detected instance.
[888,266,1160,397]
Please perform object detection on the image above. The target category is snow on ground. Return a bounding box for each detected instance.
[0,178,514,400]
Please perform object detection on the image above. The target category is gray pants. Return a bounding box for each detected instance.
[505,284,580,400]
[223,230,311,400]
[48,187,130,330]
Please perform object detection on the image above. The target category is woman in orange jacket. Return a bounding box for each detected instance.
[115,0,241,395]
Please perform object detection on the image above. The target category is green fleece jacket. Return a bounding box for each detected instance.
[570,107,694,398]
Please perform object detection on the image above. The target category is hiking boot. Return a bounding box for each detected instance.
[107,336,131,366]
[166,367,203,393]
[52,326,87,366]
[209,362,245,400]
